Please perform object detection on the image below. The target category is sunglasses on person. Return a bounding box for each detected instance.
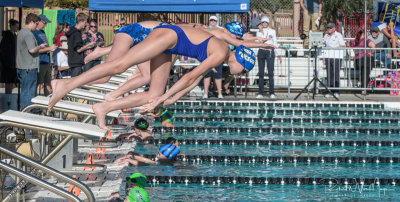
[120,23,126,26]
[262,21,269,24]
[209,19,217,22]
[90,25,97,28]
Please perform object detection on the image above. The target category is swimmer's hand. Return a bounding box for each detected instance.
[142,97,162,113]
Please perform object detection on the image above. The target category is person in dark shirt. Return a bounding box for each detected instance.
[0,19,19,94]
[65,13,95,77]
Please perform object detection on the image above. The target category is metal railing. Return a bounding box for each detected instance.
[0,141,95,202]
[174,46,398,99]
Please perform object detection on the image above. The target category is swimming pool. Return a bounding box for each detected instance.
[122,100,400,201]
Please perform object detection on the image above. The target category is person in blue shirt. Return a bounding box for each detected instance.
[33,15,57,96]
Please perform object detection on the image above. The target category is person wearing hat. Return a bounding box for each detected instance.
[55,40,71,78]
[368,26,392,68]
[256,16,282,99]
[203,15,224,99]
[33,14,57,96]
[322,22,345,98]
[300,0,322,49]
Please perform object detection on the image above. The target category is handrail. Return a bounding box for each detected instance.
[0,161,81,202]
[0,144,95,202]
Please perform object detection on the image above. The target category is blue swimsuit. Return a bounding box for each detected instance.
[116,23,164,45]
[154,25,214,62]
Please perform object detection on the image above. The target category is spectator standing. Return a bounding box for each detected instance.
[349,30,376,93]
[323,22,346,98]
[0,19,19,94]
[300,0,322,49]
[33,15,57,96]
[82,19,104,72]
[119,18,126,28]
[203,16,224,99]
[55,38,71,78]
[256,16,281,99]
[368,26,392,68]
[16,13,47,110]
[53,23,69,47]
[66,13,95,77]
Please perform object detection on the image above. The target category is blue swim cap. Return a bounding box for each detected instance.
[225,21,244,37]
[235,45,256,71]
[159,144,180,159]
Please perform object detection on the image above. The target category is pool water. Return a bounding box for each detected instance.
[122,101,400,201]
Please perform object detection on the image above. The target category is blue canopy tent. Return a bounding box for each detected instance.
[89,0,249,13]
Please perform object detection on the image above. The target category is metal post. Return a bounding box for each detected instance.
[363,0,367,100]
[287,49,291,98]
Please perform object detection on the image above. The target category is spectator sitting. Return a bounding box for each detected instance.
[368,26,392,68]
[349,30,376,93]
[55,40,71,78]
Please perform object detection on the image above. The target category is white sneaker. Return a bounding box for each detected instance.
[202,94,208,99]
[334,93,340,98]
[256,94,264,99]
[325,94,332,98]
[218,94,223,99]
[270,94,276,99]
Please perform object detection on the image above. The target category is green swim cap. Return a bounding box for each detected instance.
[134,118,149,131]
[127,187,150,202]
[159,107,175,123]
[127,173,147,188]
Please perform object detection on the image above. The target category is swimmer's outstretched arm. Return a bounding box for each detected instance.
[163,74,205,106]
[84,46,113,64]
[143,54,224,112]
[134,155,156,164]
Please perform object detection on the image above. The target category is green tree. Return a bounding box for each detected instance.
[45,0,88,9]
[322,0,373,22]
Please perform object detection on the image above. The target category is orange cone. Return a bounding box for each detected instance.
[106,130,112,140]
[84,152,95,171]
[68,175,81,197]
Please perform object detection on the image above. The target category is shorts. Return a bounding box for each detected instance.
[37,63,52,84]
[204,64,223,79]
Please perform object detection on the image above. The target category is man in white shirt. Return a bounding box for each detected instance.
[203,15,224,99]
[256,16,282,99]
[323,22,345,98]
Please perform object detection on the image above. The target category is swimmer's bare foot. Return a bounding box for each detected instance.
[142,97,162,113]
[104,93,116,102]
[48,79,67,111]
[93,103,110,130]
